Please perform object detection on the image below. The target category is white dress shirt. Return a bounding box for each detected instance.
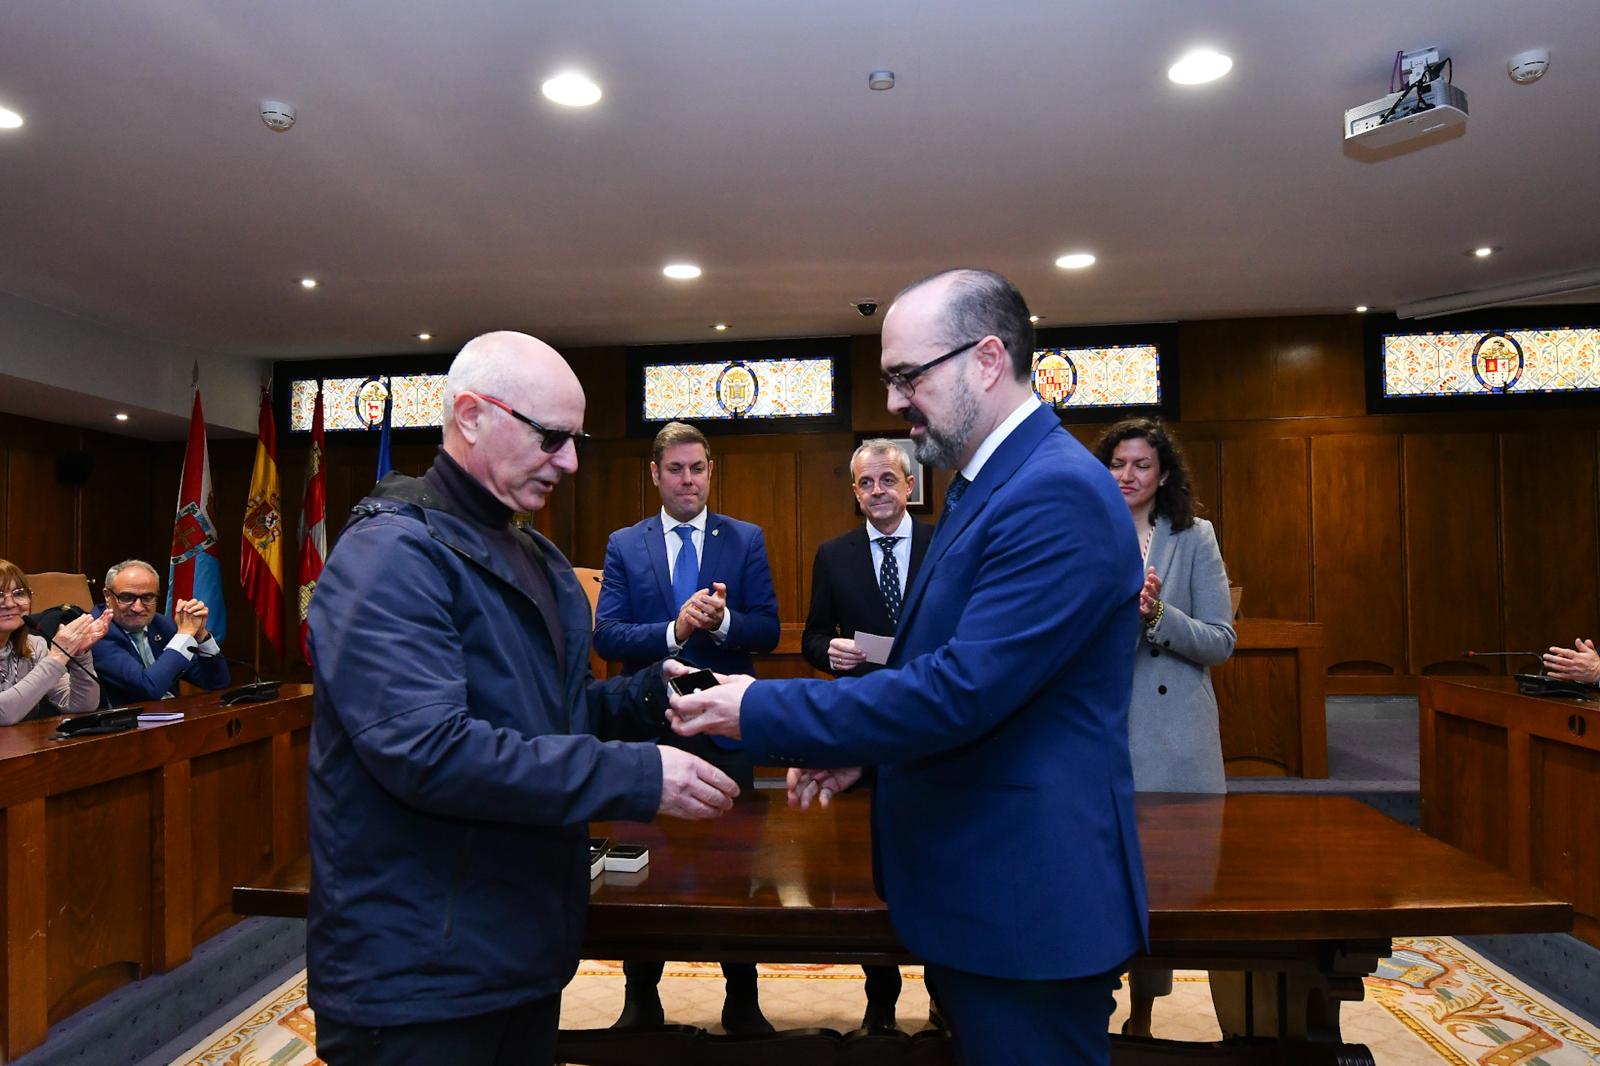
[659,508,732,651]
[959,396,1043,485]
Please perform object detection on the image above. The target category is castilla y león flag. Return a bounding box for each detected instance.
[297,384,327,662]
[240,387,286,657]
[168,389,228,643]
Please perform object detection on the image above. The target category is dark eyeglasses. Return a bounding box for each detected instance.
[879,339,981,398]
[111,592,159,607]
[477,395,590,455]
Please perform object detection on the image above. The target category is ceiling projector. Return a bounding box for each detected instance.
[1344,59,1467,149]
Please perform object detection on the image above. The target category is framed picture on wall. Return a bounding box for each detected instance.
[852,433,930,513]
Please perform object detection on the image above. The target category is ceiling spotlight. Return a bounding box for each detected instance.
[299,277,318,289]
[712,323,729,332]
[662,263,701,280]
[416,332,432,341]
[1029,315,1043,324]
[1054,253,1096,270]
[1473,246,1494,258]
[114,413,129,422]
[541,72,602,107]
[1168,48,1233,85]
[1355,305,1369,313]
[0,106,23,130]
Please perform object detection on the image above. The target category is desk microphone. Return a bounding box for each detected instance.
[1461,650,1593,698]
[200,655,281,706]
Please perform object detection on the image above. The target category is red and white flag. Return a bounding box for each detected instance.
[297,384,327,663]
[169,389,228,641]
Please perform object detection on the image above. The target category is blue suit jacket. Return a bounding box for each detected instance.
[593,512,780,676]
[90,609,230,707]
[742,405,1150,981]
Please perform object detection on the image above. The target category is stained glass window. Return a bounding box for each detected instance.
[1031,345,1161,409]
[290,374,447,431]
[642,358,835,421]
[1382,327,1600,397]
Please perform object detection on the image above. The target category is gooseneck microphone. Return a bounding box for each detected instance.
[1462,650,1594,698]
[198,655,281,706]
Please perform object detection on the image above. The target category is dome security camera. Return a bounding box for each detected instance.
[853,300,879,316]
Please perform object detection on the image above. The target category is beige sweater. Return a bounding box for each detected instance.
[0,635,101,725]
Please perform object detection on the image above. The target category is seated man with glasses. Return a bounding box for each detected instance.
[91,559,229,707]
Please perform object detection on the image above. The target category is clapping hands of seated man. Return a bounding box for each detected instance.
[172,598,211,642]
[1543,637,1600,684]
[673,580,727,643]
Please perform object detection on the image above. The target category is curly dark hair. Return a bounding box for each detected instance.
[1091,418,1197,532]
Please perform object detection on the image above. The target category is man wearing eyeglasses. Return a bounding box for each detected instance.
[306,331,738,1066]
[91,558,229,706]
[669,269,1150,1065]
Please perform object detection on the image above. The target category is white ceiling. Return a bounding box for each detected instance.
[0,1,1597,433]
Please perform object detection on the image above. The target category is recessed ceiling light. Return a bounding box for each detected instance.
[541,72,602,107]
[1029,315,1043,324]
[712,323,728,332]
[416,332,432,341]
[662,263,701,280]
[1355,305,1369,313]
[114,413,129,422]
[1054,253,1096,270]
[1473,246,1494,258]
[1168,49,1233,85]
[0,106,22,130]
[299,277,318,289]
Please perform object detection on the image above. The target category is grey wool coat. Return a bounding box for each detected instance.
[1129,515,1235,793]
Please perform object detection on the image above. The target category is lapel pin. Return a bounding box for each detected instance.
[711,529,719,536]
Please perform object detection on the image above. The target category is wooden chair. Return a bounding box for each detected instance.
[24,572,95,612]
[572,567,614,679]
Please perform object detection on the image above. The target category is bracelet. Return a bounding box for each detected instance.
[1145,598,1165,634]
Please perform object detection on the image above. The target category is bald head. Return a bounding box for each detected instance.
[890,268,1035,383]
[442,331,586,512]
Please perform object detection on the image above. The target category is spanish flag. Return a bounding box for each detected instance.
[240,387,286,658]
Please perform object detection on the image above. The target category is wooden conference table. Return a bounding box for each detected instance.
[1,685,313,1061]
[237,789,1569,1066]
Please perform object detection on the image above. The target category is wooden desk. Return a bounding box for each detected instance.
[1,685,312,1060]
[1213,619,1327,778]
[237,791,1566,1065]
[1419,676,1600,950]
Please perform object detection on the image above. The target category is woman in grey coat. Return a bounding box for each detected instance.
[1094,418,1236,1037]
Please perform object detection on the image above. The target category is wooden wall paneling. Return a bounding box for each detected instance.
[1530,735,1600,947]
[1219,437,1312,620]
[188,742,275,944]
[568,346,628,441]
[5,420,80,572]
[716,449,800,623]
[849,334,895,431]
[80,431,157,593]
[795,434,860,624]
[45,777,152,1023]
[1403,433,1503,675]
[1499,430,1600,658]
[1180,320,1278,422]
[574,446,646,570]
[1311,434,1405,675]
[1264,316,1366,419]
[1179,317,1364,422]
[0,433,10,564]
[1184,434,1223,543]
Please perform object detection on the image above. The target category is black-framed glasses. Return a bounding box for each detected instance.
[477,395,591,455]
[110,592,159,607]
[879,339,981,398]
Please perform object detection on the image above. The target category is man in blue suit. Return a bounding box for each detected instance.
[670,269,1150,1064]
[92,558,229,706]
[593,420,781,1035]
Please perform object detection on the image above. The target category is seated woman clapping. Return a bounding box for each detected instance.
[0,560,110,725]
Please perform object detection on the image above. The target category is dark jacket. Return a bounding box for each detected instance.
[306,473,669,1027]
[801,521,933,676]
[90,609,230,706]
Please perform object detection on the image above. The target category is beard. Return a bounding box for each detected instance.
[908,378,980,469]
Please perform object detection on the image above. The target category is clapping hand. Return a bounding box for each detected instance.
[1138,568,1162,622]
[49,611,111,661]
[1543,638,1600,684]
[173,598,210,640]
[674,582,728,641]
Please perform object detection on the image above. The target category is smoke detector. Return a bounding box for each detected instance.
[867,70,896,91]
[259,100,297,132]
[1507,49,1550,84]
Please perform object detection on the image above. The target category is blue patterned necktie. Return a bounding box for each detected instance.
[132,629,156,668]
[876,536,902,626]
[671,524,699,610]
[941,474,971,522]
